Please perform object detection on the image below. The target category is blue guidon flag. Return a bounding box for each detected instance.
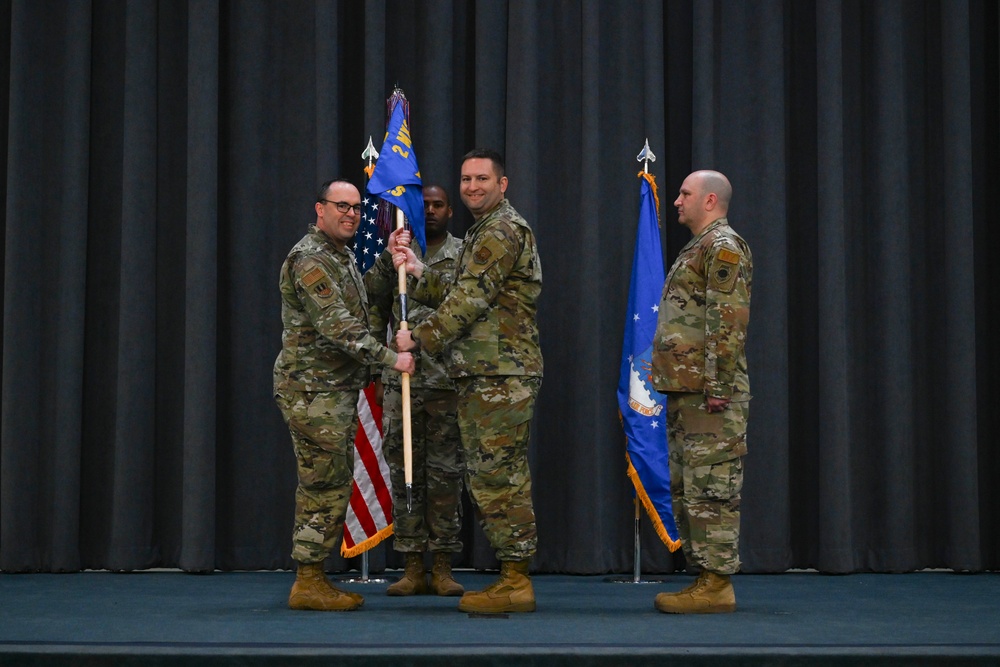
[366,102,426,254]
[617,171,681,552]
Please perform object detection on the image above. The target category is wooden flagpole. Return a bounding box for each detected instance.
[395,207,414,512]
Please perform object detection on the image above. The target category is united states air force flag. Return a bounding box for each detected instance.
[367,102,426,254]
[617,171,680,552]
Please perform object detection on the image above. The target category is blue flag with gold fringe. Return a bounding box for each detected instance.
[617,172,681,552]
[367,102,426,254]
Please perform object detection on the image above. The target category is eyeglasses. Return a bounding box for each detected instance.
[319,199,362,215]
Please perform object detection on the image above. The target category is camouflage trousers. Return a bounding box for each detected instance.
[275,385,358,564]
[666,392,749,575]
[382,385,464,553]
[455,375,541,562]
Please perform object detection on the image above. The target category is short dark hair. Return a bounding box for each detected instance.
[461,148,505,179]
[423,183,450,207]
[317,178,355,202]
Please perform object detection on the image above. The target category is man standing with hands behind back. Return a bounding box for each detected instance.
[651,170,752,614]
[392,149,543,613]
[274,179,415,612]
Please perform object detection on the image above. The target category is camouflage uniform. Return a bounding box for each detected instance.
[365,233,465,554]
[651,217,752,575]
[409,198,543,562]
[274,225,399,565]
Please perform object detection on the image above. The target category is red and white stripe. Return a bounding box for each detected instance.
[341,383,394,557]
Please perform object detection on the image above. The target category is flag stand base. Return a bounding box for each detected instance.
[604,574,669,584]
[333,551,398,584]
[605,496,670,584]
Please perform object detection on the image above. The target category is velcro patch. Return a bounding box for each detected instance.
[710,262,740,293]
[717,248,740,265]
[302,267,325,287]
[312,279,333,298]
[474,247,493,265]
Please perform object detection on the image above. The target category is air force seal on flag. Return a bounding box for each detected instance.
[628,345,664,417]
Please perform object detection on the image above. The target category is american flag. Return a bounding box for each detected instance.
[352,193,386,273]
[340,193,394,558]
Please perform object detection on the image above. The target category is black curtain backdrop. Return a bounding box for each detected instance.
[2,0,997,574]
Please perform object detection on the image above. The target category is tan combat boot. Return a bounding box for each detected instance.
[654,571,735,614]
[386,552,429,596]
[457,560,535,613]
[653,570,707,606]
[429,552,464,596]
[288,562,363,611]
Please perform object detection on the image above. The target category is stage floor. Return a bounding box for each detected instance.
[1,570,998,666]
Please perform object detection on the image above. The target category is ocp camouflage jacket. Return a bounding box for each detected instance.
[273,225,397,392]
[410,199,543,379]
[651,217,752,399]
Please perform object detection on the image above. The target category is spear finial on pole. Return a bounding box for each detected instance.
[637,138,656,174]
[362,136,379,178]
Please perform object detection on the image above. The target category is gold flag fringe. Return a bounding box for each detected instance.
[339,522,395,559]
[637,171,660,224]
[625,450,682,553]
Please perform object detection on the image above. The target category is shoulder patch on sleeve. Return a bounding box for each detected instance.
[302,267,325,287]
[473,247,493,265]
[297,260,337,305]
[717,248,740,265]
[709,256,741,294]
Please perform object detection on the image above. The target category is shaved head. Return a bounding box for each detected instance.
[674,170,733,234]
[693,170,732,214]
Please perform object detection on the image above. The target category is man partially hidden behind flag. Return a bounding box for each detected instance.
[617,170,681,555]
[340,88,424,562]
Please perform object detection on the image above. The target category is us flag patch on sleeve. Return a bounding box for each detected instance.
[303,267,325,286]
[717,248,740,265]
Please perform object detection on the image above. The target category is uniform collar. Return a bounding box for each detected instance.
[309,224,353,258]
[681,217,728,252]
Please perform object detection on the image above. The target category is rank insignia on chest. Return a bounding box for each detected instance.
[474,247,493,265]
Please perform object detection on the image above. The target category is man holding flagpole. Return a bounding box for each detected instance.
[392,149,543,613]
[274,179,415,611]
[651,170,752,614]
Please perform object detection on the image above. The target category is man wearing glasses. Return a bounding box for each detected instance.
[274,179,416,611]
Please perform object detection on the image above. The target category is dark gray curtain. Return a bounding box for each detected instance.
[1,0,997,574]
